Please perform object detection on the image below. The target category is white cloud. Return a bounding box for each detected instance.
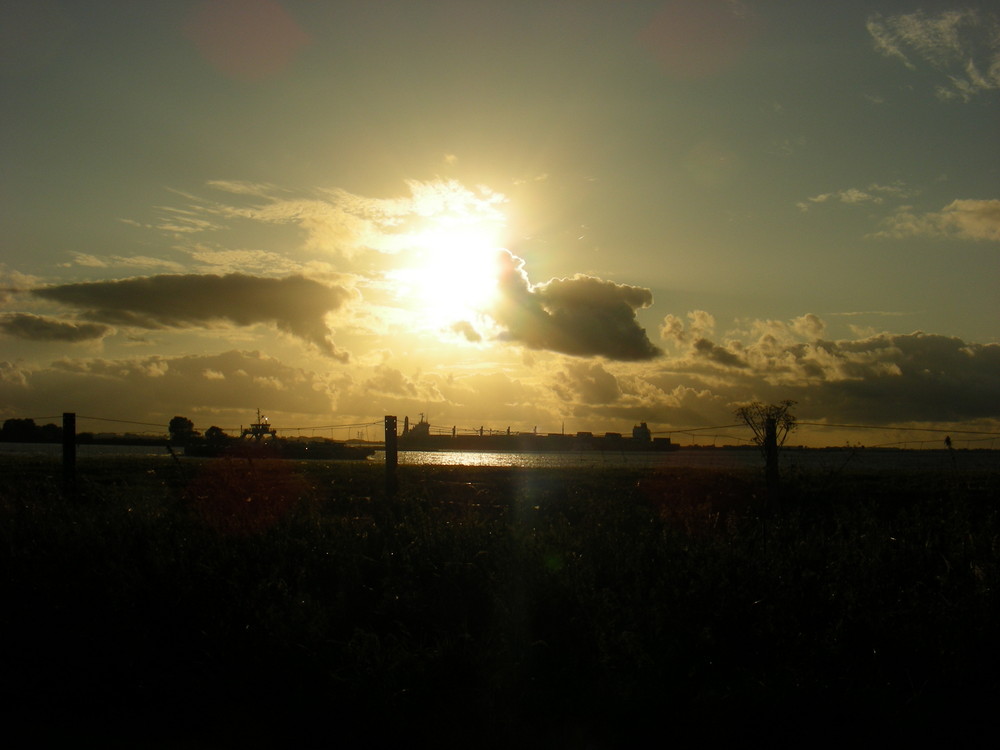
[0,361,28,388]
[791,313,825,340]
[873,199,1000,241]
[797,182,911,211]
[798,185,998,243]
[0,265,39,306]
[660,310,715,344]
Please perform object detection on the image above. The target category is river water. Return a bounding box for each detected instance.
[1,442,996,474]
[384,448,998,474]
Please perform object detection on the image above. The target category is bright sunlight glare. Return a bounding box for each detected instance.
[390,216,505,333]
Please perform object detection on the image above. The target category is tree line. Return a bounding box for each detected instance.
[1,418,63,443]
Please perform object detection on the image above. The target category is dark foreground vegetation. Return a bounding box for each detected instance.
[2,455,999,747]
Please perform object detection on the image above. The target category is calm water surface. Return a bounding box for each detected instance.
[0,442,174,458]
[381,448,999,473]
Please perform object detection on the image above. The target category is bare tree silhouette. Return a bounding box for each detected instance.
[734,400,797,492]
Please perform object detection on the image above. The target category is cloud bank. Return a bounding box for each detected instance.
[659,312,1000,425]
[0,350,336,426]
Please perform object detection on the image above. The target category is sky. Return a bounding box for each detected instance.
[2,0,998,447]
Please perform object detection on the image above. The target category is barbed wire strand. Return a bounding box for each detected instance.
[798,421,1000,436]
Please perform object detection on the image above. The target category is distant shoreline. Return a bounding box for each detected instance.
[2,442,997,474]
[2,437,997,452]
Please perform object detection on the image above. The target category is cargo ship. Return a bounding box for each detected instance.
[397,416,678,453]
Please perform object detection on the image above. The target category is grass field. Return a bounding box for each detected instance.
[2,455,998,747]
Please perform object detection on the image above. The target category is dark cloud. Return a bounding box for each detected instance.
[692,337,748,368]
[451,320,482,342]
[363,366,418,398]
[0,313,111,342]
[492,252,661,361]
[33,273,351,360]
[553,362,622,404]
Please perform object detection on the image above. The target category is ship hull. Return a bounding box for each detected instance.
[397,434,678,453]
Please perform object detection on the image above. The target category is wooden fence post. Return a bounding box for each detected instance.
[764,416,779,492]
[62,412,76,494]
[384,415,398,499]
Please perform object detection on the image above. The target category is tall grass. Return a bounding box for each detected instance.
[2,456,998,746]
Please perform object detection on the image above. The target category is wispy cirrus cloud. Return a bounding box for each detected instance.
[66,252,186,272]
[120,205,227,235]
[149,178,508,260]
[182,244,308,275]
[867,9,1000,100]
[204,180,281,197]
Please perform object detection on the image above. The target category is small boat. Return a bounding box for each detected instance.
[183,411,375,461]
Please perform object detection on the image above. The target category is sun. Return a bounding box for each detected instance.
[391,216,505,332]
